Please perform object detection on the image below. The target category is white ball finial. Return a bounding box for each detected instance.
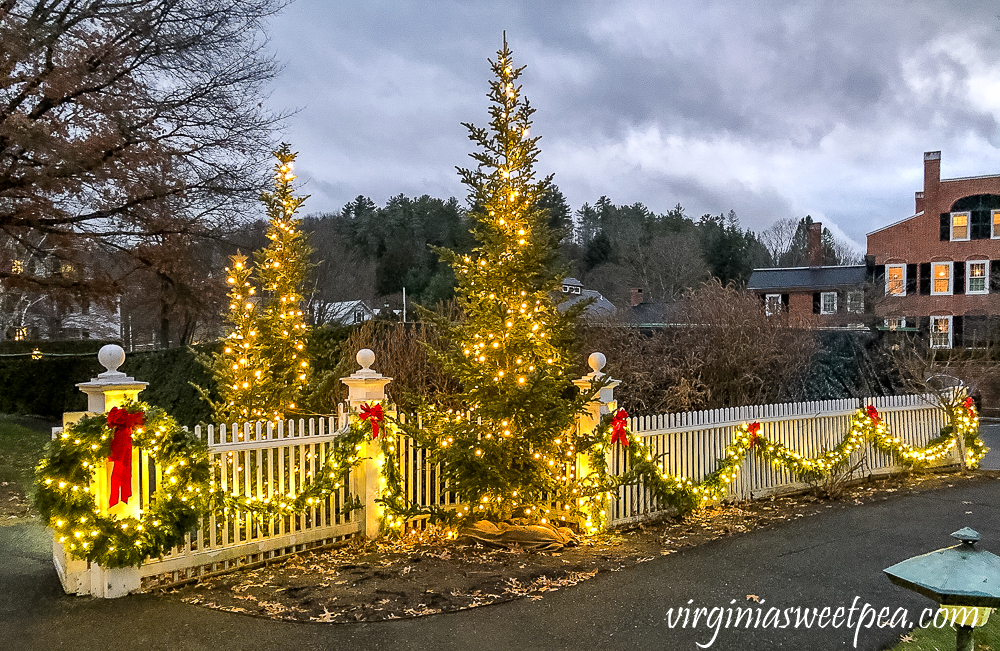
[98,344,126,374]
[588,352,607,375]
[357,348,375,371]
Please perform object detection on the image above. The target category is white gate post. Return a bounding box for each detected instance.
[341,349,392,539]
[573,352,620,531]
[54,344,147,598]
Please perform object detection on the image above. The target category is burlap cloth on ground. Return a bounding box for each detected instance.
[459,520,577,551]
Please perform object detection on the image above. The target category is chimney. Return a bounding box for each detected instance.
[922,151,940,212]
[630,287,644,307]
[808,222,823,267]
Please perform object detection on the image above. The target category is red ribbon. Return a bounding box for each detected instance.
[748,422,761,449]
[964,396,976,418]
[610,409,629,446]
[360,403,384,440]
[106,406,144,508]
[866,405,880,425]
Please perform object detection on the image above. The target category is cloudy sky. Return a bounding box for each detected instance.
[264,0,1000,251]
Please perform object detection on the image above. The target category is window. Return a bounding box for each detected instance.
[11,260,22,274]
[846,290,864,314]
[820,291,837,314]
[764,294,782,316]
[967,260,989,294]
[930,316,952,349]
[353,310,365,324]
[951,212,970,241]
[993,210,1000,239]
[931,262,952,295]
[11,327,27,341]
[886,264,905,296]
[884,317,906,331]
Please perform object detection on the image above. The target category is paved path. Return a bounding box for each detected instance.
[3,438,999,651]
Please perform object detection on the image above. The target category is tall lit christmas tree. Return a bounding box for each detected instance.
[254,144,312,420]
[418,39,586,523]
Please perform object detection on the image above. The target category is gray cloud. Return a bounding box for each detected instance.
[264,0,1000,246]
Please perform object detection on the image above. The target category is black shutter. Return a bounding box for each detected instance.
[875,265,886,295]
[812,292,820,314]
[972,211,990,239]
[781,294,789,307]
[920,262,931,295]
[992,260,1000,292]
[918,316,930,334]
[954,261,965,295]
[837,290,845,313]
[954,315,963,348]
[906,264,918,295]
[941,213,951,241]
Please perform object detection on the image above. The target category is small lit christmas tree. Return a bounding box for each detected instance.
[254,144,312,420]
[417,39,586,523]
[212,252,270,423]
[202,145,312,424]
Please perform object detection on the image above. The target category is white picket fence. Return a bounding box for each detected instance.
[139,393,954,588]
[610,394,951,526]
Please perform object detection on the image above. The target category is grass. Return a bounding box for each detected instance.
[887,613,1000,650]
[0,414,54,504]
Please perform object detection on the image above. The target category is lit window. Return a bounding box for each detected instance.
[884,317,906,331]
[993,210,1000,239]
[967,260,988,294]
[886,265,905,296]
[951,212,970,241]
[846,291,864,314]
[930,316,952,349]
[820,292,837,315]
[11,260,23,274]
[12,327,27,341]
[764,294,782,316]
[931,262,952,295]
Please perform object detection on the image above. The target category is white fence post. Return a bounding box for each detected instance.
[55,344,147,598]
[341,349,393,540]
[573,352,620,530]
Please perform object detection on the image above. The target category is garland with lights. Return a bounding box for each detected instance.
[576,394,987,530]
[35,402,211,568]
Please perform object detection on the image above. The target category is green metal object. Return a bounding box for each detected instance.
[885,528,1000,651]
[884,528,1000,608]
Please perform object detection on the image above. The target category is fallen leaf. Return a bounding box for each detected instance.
[746,595,760,602]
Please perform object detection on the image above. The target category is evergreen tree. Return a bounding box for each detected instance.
[254,145,312,420]
[418,39,585,522]
[211,253,269,423]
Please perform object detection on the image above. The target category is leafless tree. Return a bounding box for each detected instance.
[0,0,288,298]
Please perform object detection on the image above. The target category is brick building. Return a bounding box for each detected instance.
[866,151,1000,348]
[748,222,867,328]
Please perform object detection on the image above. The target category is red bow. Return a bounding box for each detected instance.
[747,422,761,449]
[866,405,880,424]
[610,409,629,446]
[106,406,144,508]
[360,403,384,440]
[964,396,976,418]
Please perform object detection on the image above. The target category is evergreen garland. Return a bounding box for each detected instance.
[35,401,210,568]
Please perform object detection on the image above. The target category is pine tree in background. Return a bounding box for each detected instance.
[211,252,269,423]
[418,39,586,523]
[255,145,312,420]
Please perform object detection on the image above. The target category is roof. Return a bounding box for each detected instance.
[556,288,617,318]
[747,265,866,292]
[867,211,923,237]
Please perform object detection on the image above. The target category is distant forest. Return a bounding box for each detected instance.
[116,186,862,348]
[290,186,861,314]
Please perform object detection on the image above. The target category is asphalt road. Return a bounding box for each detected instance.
[2,426,999,651]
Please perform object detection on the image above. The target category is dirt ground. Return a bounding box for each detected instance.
[156,469,1000,624]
